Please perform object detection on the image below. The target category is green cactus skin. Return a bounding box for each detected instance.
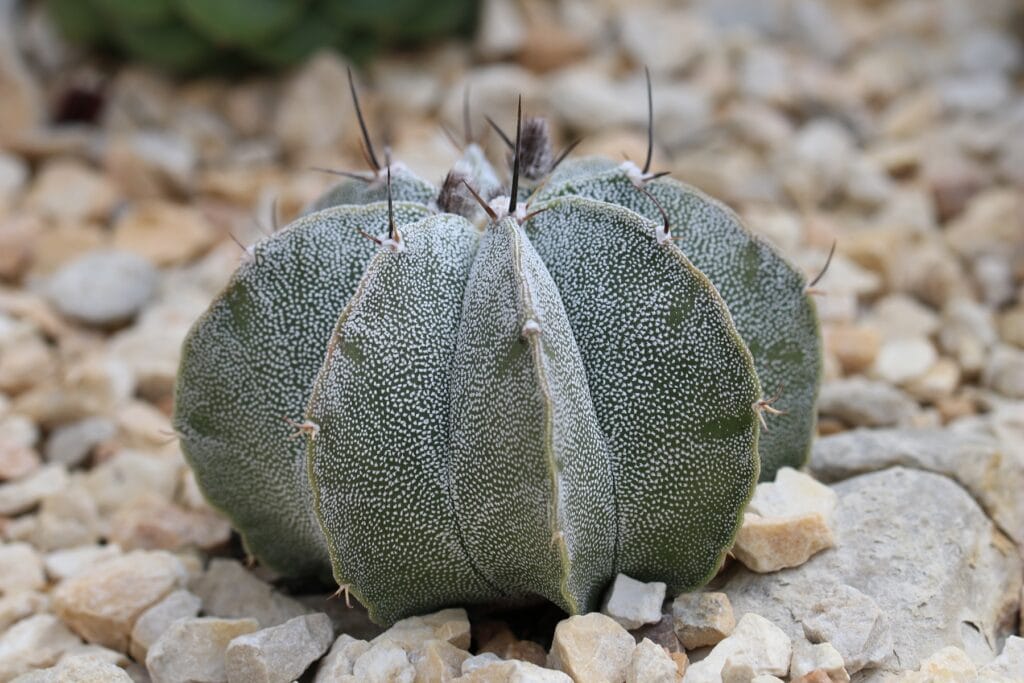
[173,201,433,579]
[305,165,438,216]
[535,159,822,481]
[174,96,816,626]
[46,0,478,73]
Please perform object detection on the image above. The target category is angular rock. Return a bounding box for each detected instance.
[631,614,683,653]
[0,591,48,632]
[191,558,310,629]
[455,659,572,682]
[871,337,937,385]
[748,468,838,522]
[983,344,1024,399]
[626,638,677,683]
[47,251,157,328]
[112,201,216,267]
[732,512,835,573]
[683,613,792,683]
[82,452,179,517]
[225,613,333,683]
[811,426,1024,546]
[0,542,45,594]
[30,483,102,551]
[351,640,415,682]
[462,653,503,674]
[11,654,134,682]
[0,614,82,680]
[146,617,258,683]
[723,468,1022,676]
[44,544,123,582]
[602,573,667,629]
[24,161,118,224]
[800,585,892,675]
[314,634,370,682]
[409,639,469,682]
[671,592,735,650]
[789,641,849,683]
[129,589,202,664]
[939,297,997,376]
[978,636,1023,681]
[44,417,117,468]
[548,613,635,683]
[109,494,231,552]
[53,550,189,652]
[0,463,68,515]
[893,646,976,682]
[373,607,471,651]
[817,378,918,428]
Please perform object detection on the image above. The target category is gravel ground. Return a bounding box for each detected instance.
[0,0,1022,681]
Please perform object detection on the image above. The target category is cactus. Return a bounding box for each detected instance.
[46,0,478,73]
[175,77,822,624]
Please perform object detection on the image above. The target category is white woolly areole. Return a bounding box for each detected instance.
[489,196,513,221]
[381,235,405,253]
[522,318,541,336]
[619,160,645,186]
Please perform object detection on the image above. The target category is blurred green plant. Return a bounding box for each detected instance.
[45,0,478,73]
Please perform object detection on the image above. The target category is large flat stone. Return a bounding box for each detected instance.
[720,467,1022,681]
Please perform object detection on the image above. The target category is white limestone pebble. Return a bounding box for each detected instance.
[0,464,69,515]
[682,613,792,683]
[454,658,572,682]
[408,639,469,682]
[0,614,82,680]
[224,613,334,683]
[129,589,202,664]
[314,634,371,681]
[10,653,134,682]
[671,592,736,650]
[372,607,471,651]
[789,641,850,682]
[626,637,677,683]
[351,640,415,682]
[145,617,259,683]
[602,573,667,629]
[732,512,835,573]
[548,613,636,683]
[47,250,157,327]
[52,550,188,652]
[0,542,45,594]
[746,468,838,523]
[191,558,310,628]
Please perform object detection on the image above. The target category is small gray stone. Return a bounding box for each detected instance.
[225,613,333,683]
[983,344,1024,398]
[626,638,676,683]
[47,250,158,327]
[351,640,415,682]
[191,558,310,628]
[314,633,370,681]
[671,592,735,650]
[800,585,892,675]
[146,617,258,683]
[44,417,117,467]
[630,614,682,653]
[816,378,917,428]
[129,589,202,663]
[602,573,666,629]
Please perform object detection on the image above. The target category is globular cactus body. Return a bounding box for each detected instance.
[174,85,821,625]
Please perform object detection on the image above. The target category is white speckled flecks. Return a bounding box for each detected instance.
[537,162,821,480]
[174,201,433,579]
